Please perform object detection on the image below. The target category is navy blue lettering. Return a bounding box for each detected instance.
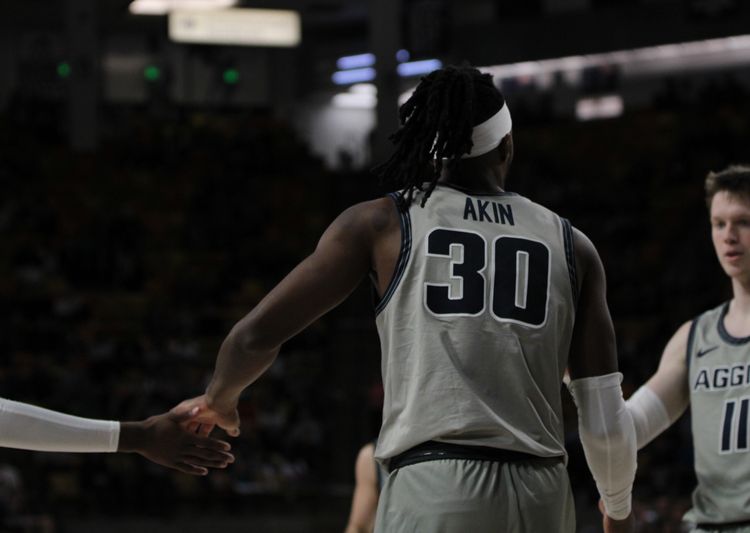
[695,369,710,391]
[739,399,749,450]
[723,401,736,452]
[498,203,514,225]
[463,198,478,221]
[732,366,745,387]
[477,201,492,222]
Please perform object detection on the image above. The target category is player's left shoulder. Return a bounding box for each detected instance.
[340,197,401,236]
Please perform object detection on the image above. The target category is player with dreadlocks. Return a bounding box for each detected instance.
[172,65,636,532]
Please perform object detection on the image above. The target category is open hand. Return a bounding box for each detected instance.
[119,408,234,475]
[171,395,241,437]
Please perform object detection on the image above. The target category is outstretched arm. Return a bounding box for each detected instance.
[0,398,234,475]
[177,200,389,435]
[625,321,691,449]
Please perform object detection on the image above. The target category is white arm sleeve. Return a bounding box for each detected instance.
[567,372,636,521]
[626,385,672,450]
[0,397,119,452]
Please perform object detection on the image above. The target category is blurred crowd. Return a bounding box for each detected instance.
[1,71,749,532]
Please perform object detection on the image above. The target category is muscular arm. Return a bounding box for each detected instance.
[565,228,636,524]
[202,199,395,420]
[567,228,618,380]
[344,443,379,533]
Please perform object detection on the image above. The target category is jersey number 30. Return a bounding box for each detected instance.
[424,228,550,327]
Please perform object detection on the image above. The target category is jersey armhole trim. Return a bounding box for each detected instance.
[374,192,412,316]
[561,218,578,307]
[686,317,699,373]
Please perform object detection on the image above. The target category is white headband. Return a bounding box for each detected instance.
[462,103,512,159]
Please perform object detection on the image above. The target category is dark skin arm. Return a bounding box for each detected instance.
[172,198,400,435]
[567,227,619,380]
[118,408,234,476]
[567,227,634,533]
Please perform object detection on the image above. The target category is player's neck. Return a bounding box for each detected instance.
[439,164,505,194]
[726,280,750,337]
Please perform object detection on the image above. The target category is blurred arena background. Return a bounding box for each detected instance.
[1,0,749,531]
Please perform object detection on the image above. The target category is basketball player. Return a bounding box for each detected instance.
[0,397,234,475]
[344,442,386,533]
[173,65,636,532]
[615,165,750,532]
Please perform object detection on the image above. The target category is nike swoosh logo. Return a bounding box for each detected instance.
[697,346,719,358]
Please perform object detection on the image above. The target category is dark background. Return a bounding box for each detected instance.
[1,0,749,531]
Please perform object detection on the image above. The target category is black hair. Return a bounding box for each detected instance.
[372,65,506,207]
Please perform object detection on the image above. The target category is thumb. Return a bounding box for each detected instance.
[221,414,241,437]
[169,405,201,424]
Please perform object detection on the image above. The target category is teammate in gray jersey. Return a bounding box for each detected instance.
[172,65,636,532]
[619,165,750,532]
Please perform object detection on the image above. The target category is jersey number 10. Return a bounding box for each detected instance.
[424,228,550,327]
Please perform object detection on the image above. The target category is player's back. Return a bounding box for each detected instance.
[374,184,577,462]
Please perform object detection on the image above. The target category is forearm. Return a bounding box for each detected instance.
[568,373,637,520]
[206,327,279,407]
[625,384,682,450]
[117,421,147,453]
[0,397,119,452]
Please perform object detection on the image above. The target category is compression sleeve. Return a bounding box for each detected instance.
[626,385,671,450]
[567,372,636,521]
[0,397,119,452]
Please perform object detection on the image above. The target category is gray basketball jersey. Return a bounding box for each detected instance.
[686,302,750,525]
[373,185,577,463]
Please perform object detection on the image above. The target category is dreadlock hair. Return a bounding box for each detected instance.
[372,65,507,208]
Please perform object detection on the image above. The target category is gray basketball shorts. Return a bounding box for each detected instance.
[374,457,575,533]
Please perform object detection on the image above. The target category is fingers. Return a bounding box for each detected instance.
[196,423,215,437]
[192,434,232,452]
[184,444,234,465]
[183,452,234,469]
[173,462,209,476]
[169,405,201,424]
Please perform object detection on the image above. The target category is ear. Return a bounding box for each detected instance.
[497,134,512,163]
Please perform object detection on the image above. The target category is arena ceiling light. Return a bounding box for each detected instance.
[337,54,376,70]
[575,95,624,121]
[169,8,301,47]
[397,34,750,104]
[331,59,442,86]
[482,34,750,87]
[129,0,236,15]
[397,59,443,77]
[332,68,376,85]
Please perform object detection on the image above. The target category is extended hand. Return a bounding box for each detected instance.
[171,395,241,437]
[119,408,235,476]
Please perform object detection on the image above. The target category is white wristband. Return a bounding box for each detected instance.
[0,397,119,453]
